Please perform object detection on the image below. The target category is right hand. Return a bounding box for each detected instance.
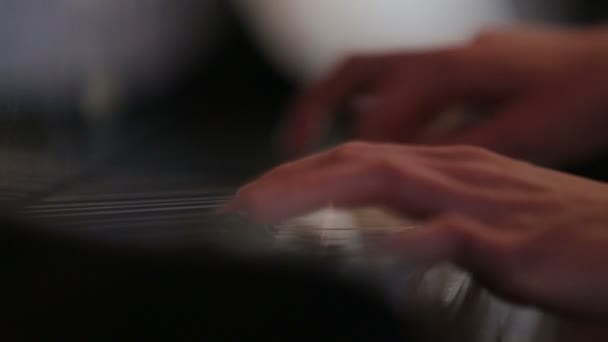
[228,142,608,319]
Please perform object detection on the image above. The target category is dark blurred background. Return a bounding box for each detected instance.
[1,1,607,216]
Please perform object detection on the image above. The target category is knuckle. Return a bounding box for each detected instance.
[450,145,493,158]
[329,141,370,161]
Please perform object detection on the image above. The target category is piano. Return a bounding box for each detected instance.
[2,5,607,341]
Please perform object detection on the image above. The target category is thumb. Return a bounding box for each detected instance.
[421,102,539,161]
[377,214,480,267]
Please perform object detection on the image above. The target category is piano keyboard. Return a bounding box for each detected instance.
[9,172,549,342]
[17,185,420,256]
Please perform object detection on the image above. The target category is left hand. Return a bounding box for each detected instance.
[279,26,608,166]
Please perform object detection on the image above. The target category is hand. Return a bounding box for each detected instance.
[227,142,608,319]
[281,26,608,166]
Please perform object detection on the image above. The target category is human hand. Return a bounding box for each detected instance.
[280,26,608,166]
[227,142,608,318]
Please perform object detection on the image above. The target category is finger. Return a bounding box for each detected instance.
[427,110,538,161]
[354,75,445,142]
[261,142,380,184]
[377,219,465,266]
[280,55,390,155]
[354,55,523,144]
[228,143,499,223]
[382,213,513,289]
[228,161,394,223]
[424,77,605,164]
[280,49,464,155]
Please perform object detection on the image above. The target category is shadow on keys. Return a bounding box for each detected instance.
[0,218,413,341]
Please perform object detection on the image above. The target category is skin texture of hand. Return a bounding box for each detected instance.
[227,142,608,319]
[281,26,608,166]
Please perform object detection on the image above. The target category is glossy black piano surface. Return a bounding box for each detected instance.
[0,19,421,341]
